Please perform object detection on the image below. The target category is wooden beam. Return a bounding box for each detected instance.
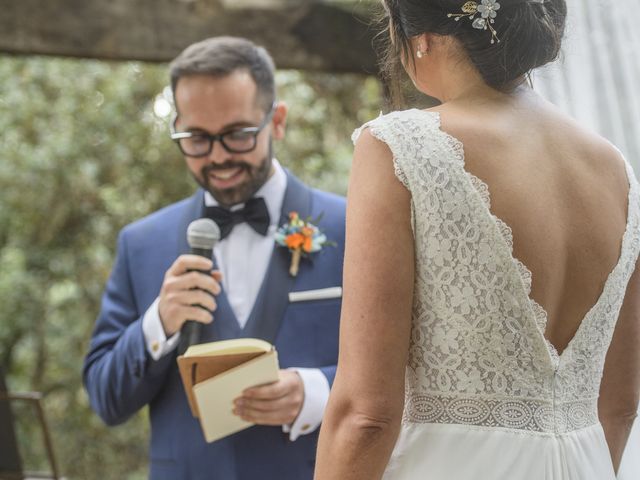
[0,0,380,73]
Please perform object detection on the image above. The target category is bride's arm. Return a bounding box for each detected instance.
[314,129,414,480]
[599,254,640,474]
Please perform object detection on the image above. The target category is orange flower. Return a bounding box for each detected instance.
[285,233,305,249]
[303,236,313,253]
[301,226,314,237]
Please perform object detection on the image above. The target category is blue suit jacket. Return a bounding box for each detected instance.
[83,172,345,479]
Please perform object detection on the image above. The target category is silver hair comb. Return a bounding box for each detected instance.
[447,1,502,45]
[447,0,546,45]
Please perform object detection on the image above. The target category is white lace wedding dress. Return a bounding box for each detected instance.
[353,109,640,480]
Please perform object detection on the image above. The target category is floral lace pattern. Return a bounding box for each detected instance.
[404,393,598,433]
[353,110,640,434]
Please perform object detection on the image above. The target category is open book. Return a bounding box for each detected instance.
[177,338,279,443]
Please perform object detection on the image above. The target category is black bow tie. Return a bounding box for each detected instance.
[205,197,271,240]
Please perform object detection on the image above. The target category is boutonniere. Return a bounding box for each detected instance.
[275,212,334,277]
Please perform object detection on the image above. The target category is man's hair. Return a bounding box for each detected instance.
[169,36,276,112]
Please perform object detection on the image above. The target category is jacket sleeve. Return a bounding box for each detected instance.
[320,365,337,387]
[82,228,174,426]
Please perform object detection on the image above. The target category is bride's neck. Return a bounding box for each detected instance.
[428,56,533,107]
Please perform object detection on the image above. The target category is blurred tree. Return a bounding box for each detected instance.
[0,55,381,479]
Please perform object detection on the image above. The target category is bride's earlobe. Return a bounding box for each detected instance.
[416,43,429,58]
[415,35,430,59]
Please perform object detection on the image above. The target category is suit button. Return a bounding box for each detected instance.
[151,340,160,353]
[301,424,311,432]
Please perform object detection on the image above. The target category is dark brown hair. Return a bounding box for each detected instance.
[380,0,567,99]
[169,36,276,113]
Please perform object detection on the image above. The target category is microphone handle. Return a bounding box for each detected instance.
[190,247,213,258]
[177,247,215,355]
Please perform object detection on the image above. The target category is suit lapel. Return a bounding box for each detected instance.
[204,291,242,341]
[177,189,242,342]
[243,172,313,342]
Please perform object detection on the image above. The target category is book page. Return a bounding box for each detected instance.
[184,338,272,357]
[193,350,279,443]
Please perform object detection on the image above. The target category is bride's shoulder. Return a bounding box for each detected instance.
[352,108,442,146]
[351,107,462,187]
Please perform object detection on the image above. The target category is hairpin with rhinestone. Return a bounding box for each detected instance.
[447,0,502,45]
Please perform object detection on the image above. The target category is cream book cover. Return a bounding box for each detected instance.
[182,340,279,443]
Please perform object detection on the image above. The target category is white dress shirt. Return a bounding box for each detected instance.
[142,159,329,441]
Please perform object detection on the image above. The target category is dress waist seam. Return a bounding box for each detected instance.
[400,420,604,438]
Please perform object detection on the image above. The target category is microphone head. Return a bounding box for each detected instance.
[187,218,221,250]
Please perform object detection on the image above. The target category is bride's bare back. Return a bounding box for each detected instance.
[437,90,631,355]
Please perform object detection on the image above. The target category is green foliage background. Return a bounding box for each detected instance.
[0,55,381,479]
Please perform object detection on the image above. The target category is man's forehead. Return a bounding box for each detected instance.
[175,72,262,118]
[176,71,257,100]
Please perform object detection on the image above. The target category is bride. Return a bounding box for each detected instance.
[314,0,640,479]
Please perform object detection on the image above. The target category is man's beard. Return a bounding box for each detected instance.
[195,142,273,208]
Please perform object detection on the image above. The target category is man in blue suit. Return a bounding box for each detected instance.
[83,36,345,479]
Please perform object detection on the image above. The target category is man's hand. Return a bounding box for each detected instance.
[158,254,222,337]
[233,370,305,426]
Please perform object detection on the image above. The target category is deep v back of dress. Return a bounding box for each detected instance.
[353,109,640,480]
[441,109,633,361]
[448,108,631,358]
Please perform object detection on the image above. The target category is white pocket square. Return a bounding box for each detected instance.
[288,287,343,303]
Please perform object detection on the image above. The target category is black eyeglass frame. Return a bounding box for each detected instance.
[170,102,277,157]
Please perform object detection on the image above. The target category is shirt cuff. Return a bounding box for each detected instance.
[142,297,181,361]
[282,368,330,441]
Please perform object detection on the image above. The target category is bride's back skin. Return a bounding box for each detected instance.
[315,33,640,480]
[435,90,628,355]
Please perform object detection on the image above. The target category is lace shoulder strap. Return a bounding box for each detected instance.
[623,157,640,211]
[613,154,640,274]
[352,109,462,189]
[621,156,640,266]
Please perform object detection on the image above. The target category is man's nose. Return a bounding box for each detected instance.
[206,139,229,164]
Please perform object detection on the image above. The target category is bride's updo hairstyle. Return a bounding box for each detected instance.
[381,0,567,93]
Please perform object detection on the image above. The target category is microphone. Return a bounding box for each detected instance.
[177,218,221,355]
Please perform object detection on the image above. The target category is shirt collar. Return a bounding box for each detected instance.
[204,158,287,227]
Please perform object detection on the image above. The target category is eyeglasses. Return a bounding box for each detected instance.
[170,104,276,157]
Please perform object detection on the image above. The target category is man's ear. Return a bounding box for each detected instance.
[271,101,288,140]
